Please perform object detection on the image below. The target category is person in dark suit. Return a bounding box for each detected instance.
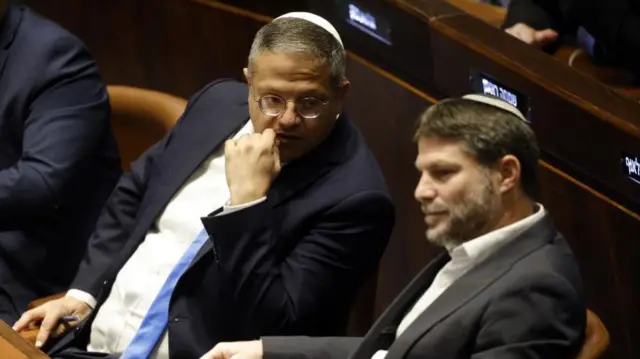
[203,95,586,359]
[0,3,121,323]
[13,12,394,359]
[503,0,640,78]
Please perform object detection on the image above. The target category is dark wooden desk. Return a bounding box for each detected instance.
[0,320,49,359]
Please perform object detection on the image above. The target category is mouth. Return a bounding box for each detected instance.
[276,133,300,143]
[425,211,447,215]
[424,211,447,222]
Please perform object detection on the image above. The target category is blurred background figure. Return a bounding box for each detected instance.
[0,0,121,323]
[502,0,640,79]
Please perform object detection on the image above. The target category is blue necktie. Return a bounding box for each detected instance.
[120,229,210,359]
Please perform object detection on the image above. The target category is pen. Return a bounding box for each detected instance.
[59,315,80,323]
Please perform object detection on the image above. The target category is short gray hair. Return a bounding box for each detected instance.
[415,98,541,199]
[248,18,346,89]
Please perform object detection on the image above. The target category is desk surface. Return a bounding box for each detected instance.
[0,321,49,359]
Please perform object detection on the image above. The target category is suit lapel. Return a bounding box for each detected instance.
[384,214,557,359]
[0,6,21,82]
[349,253,450,359]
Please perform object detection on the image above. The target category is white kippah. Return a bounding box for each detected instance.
[462,94,527,122]
[275,12,344,48]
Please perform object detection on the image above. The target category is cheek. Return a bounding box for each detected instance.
[309,114,336,136]
[249,112,273,133]
[438,182,469,207]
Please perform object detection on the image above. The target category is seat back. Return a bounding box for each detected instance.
[107,85,187,171]
[576,309,610,359]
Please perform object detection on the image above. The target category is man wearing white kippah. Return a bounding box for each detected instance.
[202,95,586,359]
[13,12,395,359]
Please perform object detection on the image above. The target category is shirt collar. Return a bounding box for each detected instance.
[233,120,254,139]
[448,203,546,263]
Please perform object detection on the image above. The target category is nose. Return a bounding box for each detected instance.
[278,102,300,128]
[414,172,437,202]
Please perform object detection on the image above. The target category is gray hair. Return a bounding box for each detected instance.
[248,18,346,89]
[415,98,541,199]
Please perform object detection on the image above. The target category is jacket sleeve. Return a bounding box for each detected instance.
[503,0,561,31]
[0,35,109,230]
[471,271,586,359]
[202,190,394,335]
[263,336,363,359]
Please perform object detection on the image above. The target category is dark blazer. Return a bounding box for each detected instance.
[504,0,640,76]
[48,79,395,358]
[0,5,120,322]
[263,213,586,359]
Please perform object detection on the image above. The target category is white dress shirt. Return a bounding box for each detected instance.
[372,204,546,359]
[67,121,260,358]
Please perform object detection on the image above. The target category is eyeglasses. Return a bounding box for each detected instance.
[255,94,330,119]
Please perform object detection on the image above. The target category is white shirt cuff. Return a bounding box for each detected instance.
[371,350,388,359]
[66,289,97,309]
[216,197,267,216]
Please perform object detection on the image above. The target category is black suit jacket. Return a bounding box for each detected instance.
[48,79,395,358]
[0,5,120,321]
[263,213,586,359]
[504,0,640,76]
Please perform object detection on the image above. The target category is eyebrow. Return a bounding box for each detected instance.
[415,160,460,170]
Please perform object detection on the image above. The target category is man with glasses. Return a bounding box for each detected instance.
[14,12,395,359]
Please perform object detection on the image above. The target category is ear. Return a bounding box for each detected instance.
[338,79,351,98]
[243,68,251,85]
[496,155,521,194]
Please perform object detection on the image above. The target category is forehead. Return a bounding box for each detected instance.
[251,52,332,93]
[415,137,477,166]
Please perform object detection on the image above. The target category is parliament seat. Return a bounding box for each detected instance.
[107,85,187,172]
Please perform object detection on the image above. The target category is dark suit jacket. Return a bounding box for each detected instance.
[0,5,120,321]
[263,213,586,359]
[504,0,640,76]
[48,79,395,358]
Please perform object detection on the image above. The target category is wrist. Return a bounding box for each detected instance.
[228,185,267,206]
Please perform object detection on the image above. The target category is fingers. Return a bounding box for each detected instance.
[227,131,276,154]
[13,307,45,332]
[200,344,230,359]
[505,23,535,44]
[272,144,281,174]
[224,139,237,154]
[35,308,64,347]
[260,129,276,146]
[534,29,558,47]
